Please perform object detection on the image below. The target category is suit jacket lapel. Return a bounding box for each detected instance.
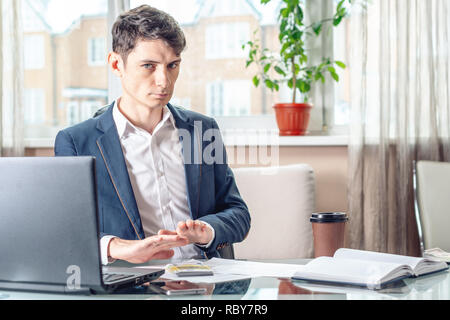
[95,105,144,239]
[168,104,202,220]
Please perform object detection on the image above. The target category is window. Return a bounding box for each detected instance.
[206,81,224,116]
[88,37,106,66]
[24,88,46,125]
[128,0,347,134]
[66,101,79,126]
[170,97,192,110]
[24,35,45,70]
[22,0,108,139]
[21,0,348,143]
[81,100,102,121]
[206,80,251,117]
[205,23,250,59]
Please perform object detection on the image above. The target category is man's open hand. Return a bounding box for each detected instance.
[158,220,213,246]
[108,234,189,264]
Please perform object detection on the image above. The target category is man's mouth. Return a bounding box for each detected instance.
[152,93,169,98]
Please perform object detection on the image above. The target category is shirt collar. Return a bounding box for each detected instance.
[112,100,176,139]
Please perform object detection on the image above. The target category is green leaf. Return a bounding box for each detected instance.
[292,30,302,41]
[328,66,340,81]
[338,7,347,17]
[297,5,304,19]
[314,72,321,81]
[261,0,271,4]
[298,81,311,93]
[265,79,274,90]
[295,5,304,25]
[320,73,326,83]
[279,30,288,42]
[335,60,346,69]
[333,15,344,26]
[253,76,260,87]
[264,63,271,73]
[279,20,287,34]
[331,72,339,81]
[299,54,307,65]
[312,22,322,36]
[287,78,293,89]
[280,8,289,18]
[280,42,290,55]
[273,81,280,91]
[294,63,300,75]
[284,52,295,59]
[274,66,286,76]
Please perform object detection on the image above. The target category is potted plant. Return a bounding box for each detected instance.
[244,0,351,136]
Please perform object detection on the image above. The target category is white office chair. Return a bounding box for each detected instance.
[414,161,450,253]
[232,164,315,259]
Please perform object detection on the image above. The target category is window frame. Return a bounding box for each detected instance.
[22,0,350,148]
[87,37,106,66]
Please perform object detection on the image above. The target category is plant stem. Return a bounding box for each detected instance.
[303,17,335,32]
[291,56,296,103]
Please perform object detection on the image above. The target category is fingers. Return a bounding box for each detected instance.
[186,219,195,230]
[175,220,211,245]
[177,220,204,232]
[145,234,189,249]
[177,220,193,232]
[158,229,178,236]
[151,249,175,260]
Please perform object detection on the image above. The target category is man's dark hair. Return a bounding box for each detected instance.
[112,5,186,62]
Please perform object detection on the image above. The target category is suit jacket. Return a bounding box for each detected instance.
[54,102,251,258]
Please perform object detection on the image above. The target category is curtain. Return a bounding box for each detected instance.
[107,0,130,102]
[347,0,450,256]
[0,0,25,157]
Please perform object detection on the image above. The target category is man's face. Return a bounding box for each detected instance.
[118,39,181,109]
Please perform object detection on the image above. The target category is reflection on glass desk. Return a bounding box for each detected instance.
[0,259,449,300]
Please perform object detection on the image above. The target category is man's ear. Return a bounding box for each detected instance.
[108,52,124,77]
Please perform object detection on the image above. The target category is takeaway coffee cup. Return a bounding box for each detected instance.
[310,212,348,258]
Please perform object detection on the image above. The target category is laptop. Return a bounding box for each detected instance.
[0,156,164,294]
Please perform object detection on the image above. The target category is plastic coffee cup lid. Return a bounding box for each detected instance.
[310,212,348,223]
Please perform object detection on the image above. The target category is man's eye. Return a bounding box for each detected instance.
[169,63,179,69]
[143,64,155,69]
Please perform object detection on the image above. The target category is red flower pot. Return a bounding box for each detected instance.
[273,103,312,136]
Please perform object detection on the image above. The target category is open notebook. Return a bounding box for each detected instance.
[292,248,448,290]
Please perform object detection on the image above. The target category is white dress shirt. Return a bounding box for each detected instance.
[100,102,214,264]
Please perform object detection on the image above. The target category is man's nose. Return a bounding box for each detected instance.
[154,67,170,89]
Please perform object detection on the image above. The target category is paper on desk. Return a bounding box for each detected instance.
[136,263,250,284]
[205,258,306,278]
[138,258,306,281]
[159,272,251,284]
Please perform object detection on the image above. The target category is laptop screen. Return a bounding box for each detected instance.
[0,157,103,291]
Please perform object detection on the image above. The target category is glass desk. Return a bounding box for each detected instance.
[1,259,449,300]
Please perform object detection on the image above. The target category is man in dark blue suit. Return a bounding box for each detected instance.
[54,5,250,264]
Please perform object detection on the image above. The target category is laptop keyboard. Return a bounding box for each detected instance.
[103,273,134,283]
